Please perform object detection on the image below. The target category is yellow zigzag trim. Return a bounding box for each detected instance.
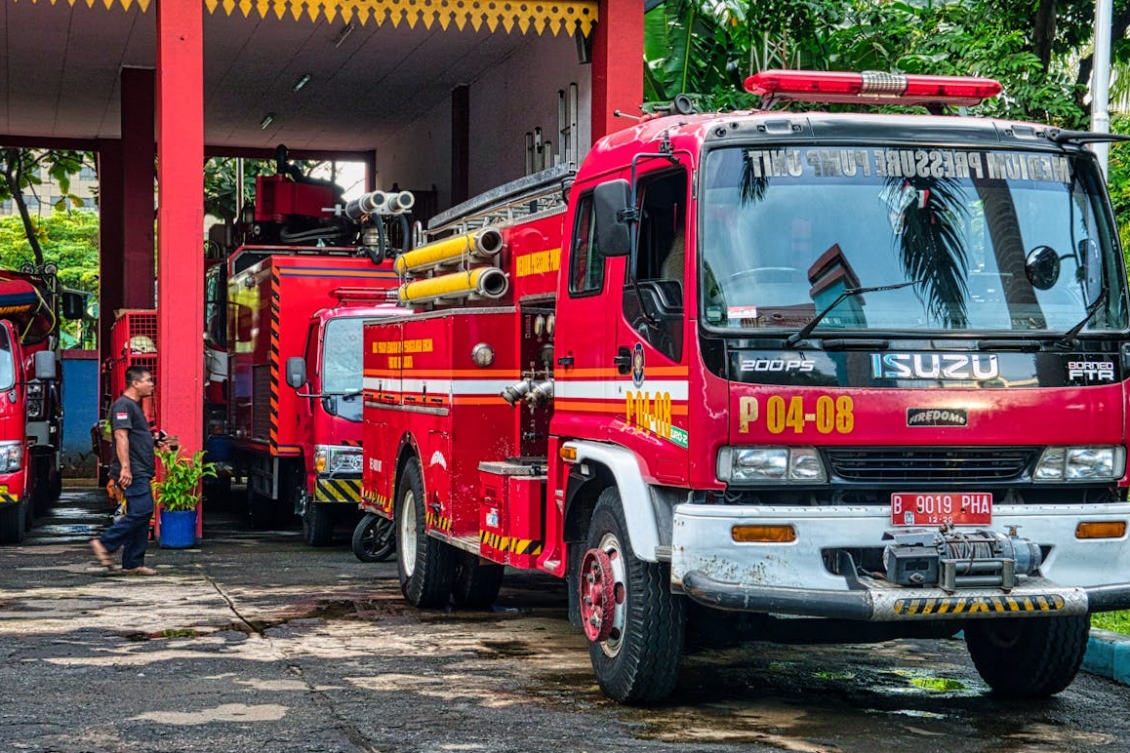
[24,0,598,36]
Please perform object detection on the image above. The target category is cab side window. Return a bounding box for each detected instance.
[622,171,688,362]
[569,194,604,295]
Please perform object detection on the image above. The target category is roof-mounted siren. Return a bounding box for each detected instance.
[744,70,1002,108]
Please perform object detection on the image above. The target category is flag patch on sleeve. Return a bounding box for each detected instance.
[115,412,128,420]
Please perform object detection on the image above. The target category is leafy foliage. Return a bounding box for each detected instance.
[0,212,100,296]
[154,448,217,512]
[0,149,94,268]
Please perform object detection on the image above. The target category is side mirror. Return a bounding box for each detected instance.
[593,180,633,258]
[34,350,57,381]
[1025,245,1061,290]
[285,356,307,389]
[1078,238,1103,300]
[60,290,86,320]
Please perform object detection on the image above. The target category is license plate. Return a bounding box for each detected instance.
[890,492,992,526]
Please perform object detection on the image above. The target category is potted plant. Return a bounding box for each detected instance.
[154,447,217,548]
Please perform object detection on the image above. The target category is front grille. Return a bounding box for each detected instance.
[826,447,1036,483]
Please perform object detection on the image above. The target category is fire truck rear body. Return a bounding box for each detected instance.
[362,71,1130,703]
[229,250,401,540]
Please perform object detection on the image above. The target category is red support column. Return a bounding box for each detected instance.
[120,68,156,309]
[590,0,643,141]
[155,1,204,457]
[96,140,124,363]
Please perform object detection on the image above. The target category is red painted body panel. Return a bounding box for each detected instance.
[725,382,1125,447]
[363,310,524,540]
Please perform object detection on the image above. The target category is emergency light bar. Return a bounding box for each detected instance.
[744,70,1002,107]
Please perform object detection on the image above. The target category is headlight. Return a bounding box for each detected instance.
[27,400,44,420]
[26,383,44,398]
[1034,446,1126,481]
[0,441,24,473]
[314,445,363,475]
[717,446,826,483]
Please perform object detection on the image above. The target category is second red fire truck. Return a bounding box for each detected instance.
[361,70,1130,703]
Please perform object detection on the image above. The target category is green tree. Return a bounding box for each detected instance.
[0,211,100,346]
[642,0,1095,125]
[0,148,92,268]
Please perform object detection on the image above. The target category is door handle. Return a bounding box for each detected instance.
[613,346,632,374]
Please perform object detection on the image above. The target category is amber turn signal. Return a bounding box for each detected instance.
[731,525,797,543]
[1075,521,1127,539]
[559,445,577,462]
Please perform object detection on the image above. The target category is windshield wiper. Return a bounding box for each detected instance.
[1054,288,1109,349]
[785,279,923,348]
[1046,129,1130,145]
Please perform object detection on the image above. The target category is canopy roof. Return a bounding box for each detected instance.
[0,0,597,152]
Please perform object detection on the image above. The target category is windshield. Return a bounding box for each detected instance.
[700,145,1127,335]
[322,316,364,422]
[0,327,13,391]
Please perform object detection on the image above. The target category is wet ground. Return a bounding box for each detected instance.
[2,486,1130,752]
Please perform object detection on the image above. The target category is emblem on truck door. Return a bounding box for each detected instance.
[632,342,645,387]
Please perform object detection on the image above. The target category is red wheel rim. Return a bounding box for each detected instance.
[579,548,616,642]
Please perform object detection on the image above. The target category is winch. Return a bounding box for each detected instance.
[881,526,1042,591]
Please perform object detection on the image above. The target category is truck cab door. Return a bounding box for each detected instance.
[553,189,617,441]
[611,168,691,483]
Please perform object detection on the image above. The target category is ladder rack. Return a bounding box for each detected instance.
[426,164,574,238]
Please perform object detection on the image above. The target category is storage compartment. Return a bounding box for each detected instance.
[479,461,546,567]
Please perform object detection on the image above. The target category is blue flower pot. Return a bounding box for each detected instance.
[160,509,197,548]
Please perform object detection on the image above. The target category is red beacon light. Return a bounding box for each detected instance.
[744,70,1002,107]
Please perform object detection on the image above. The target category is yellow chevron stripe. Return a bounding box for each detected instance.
[894,594,1067,616]
[479,530,543,556]
[425,510,454,534]
[315,478,362,503]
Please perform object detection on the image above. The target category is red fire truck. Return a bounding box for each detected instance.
[228,250,404,545]
[362,70,1130,703]
[0,267,80,543]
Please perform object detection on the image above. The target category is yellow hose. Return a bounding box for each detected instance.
[394,227,504,275]
[397,267,509,305]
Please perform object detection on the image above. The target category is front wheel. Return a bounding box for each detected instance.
[581,487,685,704]
[395,457,454,607]
[352,512,395,562]
[301,495,335,547]
[0,500,27,545]
[965,615,1090,697]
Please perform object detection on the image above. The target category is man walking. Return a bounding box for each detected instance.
[91,366,172,574]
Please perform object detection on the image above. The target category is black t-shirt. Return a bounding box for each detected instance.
[108,395,155,482]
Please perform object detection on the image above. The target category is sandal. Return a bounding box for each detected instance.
[122,566,158,576]
[90,539,114,568]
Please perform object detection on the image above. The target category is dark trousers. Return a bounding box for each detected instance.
[99,480,154,569]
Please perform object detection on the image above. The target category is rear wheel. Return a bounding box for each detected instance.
[247,486,275,530]
[582,487,685,704]
[965,615,1090,697]
[451,551,505,609]
[352,512,395,562]
[395,457,454,607]
[0,500,27,544]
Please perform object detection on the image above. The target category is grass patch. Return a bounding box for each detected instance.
[1091,611,1130,636]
